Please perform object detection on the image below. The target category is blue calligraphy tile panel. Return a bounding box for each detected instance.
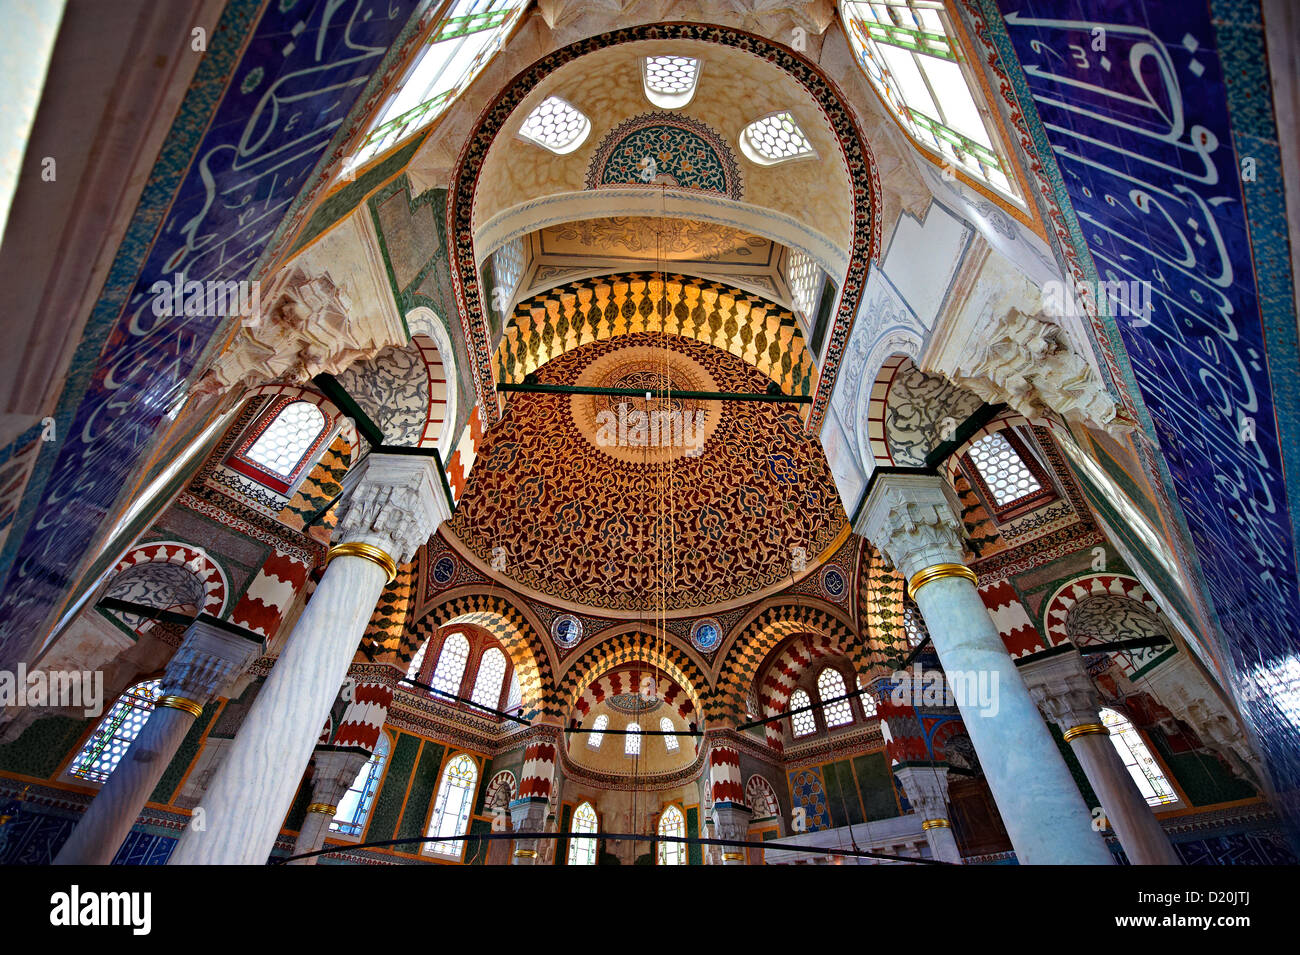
[995,0,1300,824]
[0,0,420,655]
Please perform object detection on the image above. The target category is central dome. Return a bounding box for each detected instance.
[445,332,846,614]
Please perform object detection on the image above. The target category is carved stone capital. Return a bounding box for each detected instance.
[1020,650,1102,730]
[858,473,966,581]
[334,453,450,564]
[893,764,951,820]
[161,620,263,704]
[308,746,371,807]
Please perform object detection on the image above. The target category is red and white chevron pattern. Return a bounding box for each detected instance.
[229,548,311,638]
[518,739,556,799]
[334,680,394,752]
[445,409,483,504]
[978,579,1045,658]
[759,632,840,751]
[573,667,696,725]
[1043,573,1161,648]
[112,541,228,616]
[709,743,745,805]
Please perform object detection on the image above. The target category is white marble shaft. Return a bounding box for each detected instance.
[893,765,962,864]
[54,620,261,865]
[711,803,754,865]
[860,473,1113,865]
[287,747,371,866]
[1021,651,1181,865]
[167,455,447,865]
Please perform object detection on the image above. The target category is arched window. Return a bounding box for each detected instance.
[967,431,1044,509]
[229,399,328,492]
[1100,708,1179,806]
[424,754,478,858]
[857,674,878,717]
[330,734,390,837]
[625,722,642,756]
[838,1,1019,197]
[658,805,686,865]
[430,632,470,697]
[660,716,679,752]
[642,54,700,108]
[470,647,507,709]
[588,714,608,749]
[568,801,599,865]
[818,668,853,727]
[739,110,814,165]
[518,95,590,154]
[789,689,816,738]
[69,679,162,783]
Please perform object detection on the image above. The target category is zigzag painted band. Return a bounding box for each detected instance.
[908,563,978,594]
[328,541,397,583]
[156,695,204,719]
[1063,722,1109,743]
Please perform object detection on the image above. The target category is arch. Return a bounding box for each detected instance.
[107,541,228,619]
[556,631,709,726]
[570,665,699,728]
[1043,573,1175,676]
[657,804,686,865]
[494,273,818,400]
[756,633,860,750]
[568,801,599,865]
[402,589,554,722]
[856,537,908,665]
[407,305,462,460]
[241,383,356,460]
[745,774,780,820]
[424,752,479,859]
[710,598,860,725]
[483,769,516,812]
[449,23,883,435]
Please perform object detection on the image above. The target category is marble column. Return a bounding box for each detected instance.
[54,620,261,865]
[893,765,963,864]
[707,740,749,864]
[512,729,558,864]
[860,473,1112,865]
[168,454,448,865]
[286,745,371,865]
[1021,650,1181,865]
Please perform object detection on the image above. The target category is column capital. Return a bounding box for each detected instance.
[1019,650,1103,732]
[892,764,952,821]
[334,453,450,565]
[308,745,371,807]
[857,473,967,582]
[160,619,263,706]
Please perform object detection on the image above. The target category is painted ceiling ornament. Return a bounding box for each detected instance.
[585,111,743,200]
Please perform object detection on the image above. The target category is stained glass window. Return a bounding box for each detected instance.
[470,647,507,709]
[968,432,1043,508]
[643,55,700,108]
[1100,708,1179,807]
[790,688,816,737]
[330,734,390,836]
[430,632,470,697]
[518,95,591,154]
[818,668,853,727]
[625,721,642,756]
[740,111,814,165]
[839,0,1019,198]
[568,801,599,865]
[245,401,326,480]
[69,679,162,783]
[424,753,478,857]
[660,716,679,752]
[351,0,529,167]
[588,713,608,749]
[658,804,686,865]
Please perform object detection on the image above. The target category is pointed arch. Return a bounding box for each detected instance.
[555,631,708,726]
